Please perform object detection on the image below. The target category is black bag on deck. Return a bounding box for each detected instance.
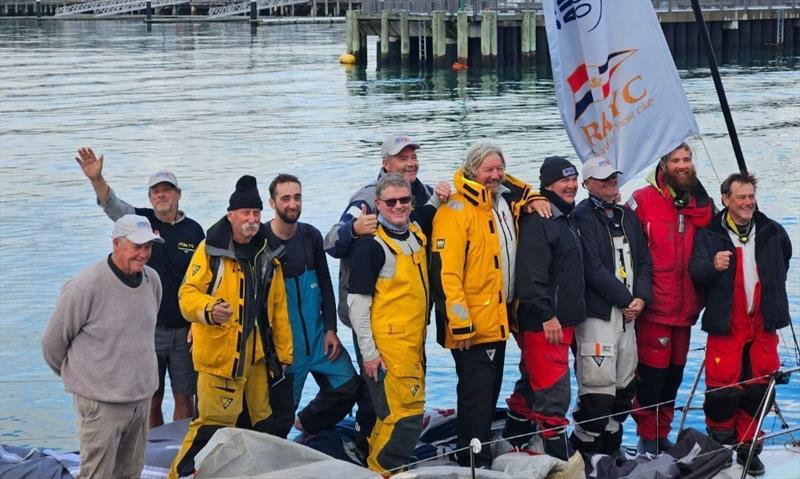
[667,427,732,478]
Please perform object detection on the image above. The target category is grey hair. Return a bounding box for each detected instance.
[376,172,411,199]
[463,142,506,180]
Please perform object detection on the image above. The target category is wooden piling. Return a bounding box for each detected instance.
[346,10,359,55]
[481,11,497,59]
[432,11,446,63]
[457,10,468,64]
[521,11,536,59]
[381,11,390,60]
[400,11,410,61]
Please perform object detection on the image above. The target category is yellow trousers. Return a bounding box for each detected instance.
[364,363,425,475]
[168,335,271,479]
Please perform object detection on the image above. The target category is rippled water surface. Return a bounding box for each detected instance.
[1,19,798,452]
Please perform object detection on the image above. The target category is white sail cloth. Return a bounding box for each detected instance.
[542,0,699,184]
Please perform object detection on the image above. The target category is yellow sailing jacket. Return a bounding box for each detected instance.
[431,168,536,349]
[179,219,292,379]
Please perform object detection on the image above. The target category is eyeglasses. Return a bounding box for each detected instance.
[379,196,412,207]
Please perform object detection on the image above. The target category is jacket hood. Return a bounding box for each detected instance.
[452,167,531,211]
[205,215,268,258]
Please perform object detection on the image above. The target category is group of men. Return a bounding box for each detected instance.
[41,137,791,478]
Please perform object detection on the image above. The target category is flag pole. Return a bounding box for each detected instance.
[689,0,748,174]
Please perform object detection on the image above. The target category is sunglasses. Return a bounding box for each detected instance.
[598,174,618,183]
[379,196,412,207]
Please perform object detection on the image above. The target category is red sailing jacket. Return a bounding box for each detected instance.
[628,166,713,327]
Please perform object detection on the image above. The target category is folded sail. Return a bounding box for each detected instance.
[543,0,699,184]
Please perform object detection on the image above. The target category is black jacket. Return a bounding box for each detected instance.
[689,209,792,335]
[574,198,653,321]
[135,208,205,328]
[515,202,585,330]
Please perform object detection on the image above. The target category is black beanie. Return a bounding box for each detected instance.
[228,175,263,211]
[539,156,578,188]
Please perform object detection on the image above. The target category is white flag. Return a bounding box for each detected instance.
[543,0,699,184]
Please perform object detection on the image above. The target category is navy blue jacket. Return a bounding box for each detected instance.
[134,208,204,328]
[573,198,653,321]
[689,210,792,335]
[515,202,585,330]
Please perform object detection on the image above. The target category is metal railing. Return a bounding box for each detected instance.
[208,0,310,17]
[55,0,188,15]
[361,0,799,16]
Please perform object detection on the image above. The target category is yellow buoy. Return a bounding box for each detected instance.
[339,53,356,65]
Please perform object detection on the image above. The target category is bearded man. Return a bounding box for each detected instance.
[627,143,714,454]
[262,174,360,438]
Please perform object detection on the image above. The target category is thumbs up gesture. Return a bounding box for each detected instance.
[353,203,378,236]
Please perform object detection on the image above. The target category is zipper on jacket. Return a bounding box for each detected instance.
[494,205,514,295]
[294,277,312,356]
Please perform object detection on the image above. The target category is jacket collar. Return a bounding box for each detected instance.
[452,167,529,211]
[709,208,771,238]
[205,215,268,258]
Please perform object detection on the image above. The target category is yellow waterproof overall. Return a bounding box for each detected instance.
[366,224,428,474]
[168,332,271,479]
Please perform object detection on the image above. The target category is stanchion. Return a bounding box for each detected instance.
[740,375,777,479]
[469,438,481,479]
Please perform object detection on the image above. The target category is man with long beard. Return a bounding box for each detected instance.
[169,176,292,479]
[263,174,360,439]
[627,143,714,454]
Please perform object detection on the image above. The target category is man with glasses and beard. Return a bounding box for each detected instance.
[627,143,714,454]
[262,174,360,439]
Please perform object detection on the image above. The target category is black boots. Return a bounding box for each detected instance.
[736,442,765,476]
[543,432,574,461]
[502,411,534,449]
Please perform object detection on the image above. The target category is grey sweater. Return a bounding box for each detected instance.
[42,260,162,403]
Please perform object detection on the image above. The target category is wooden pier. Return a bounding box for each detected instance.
[347,0,800,68]
[0,0,360,17]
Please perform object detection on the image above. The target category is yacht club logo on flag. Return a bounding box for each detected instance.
[543,0,700,184]
[567,49,637,121]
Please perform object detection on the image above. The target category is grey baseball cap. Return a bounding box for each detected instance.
[381,135,420,157]
[582,157,622,180]
[148,170,178,189]
[112,214,165,245]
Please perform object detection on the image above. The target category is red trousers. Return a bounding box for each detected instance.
[506,327,574,438]
[632,323,691,440]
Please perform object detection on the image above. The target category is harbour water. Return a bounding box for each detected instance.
[1,19,798,454]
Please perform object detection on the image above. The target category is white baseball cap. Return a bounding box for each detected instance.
[381,135,420,157]
[148,171,178,189]
[582,157,622,180]
[112,214,165,245]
